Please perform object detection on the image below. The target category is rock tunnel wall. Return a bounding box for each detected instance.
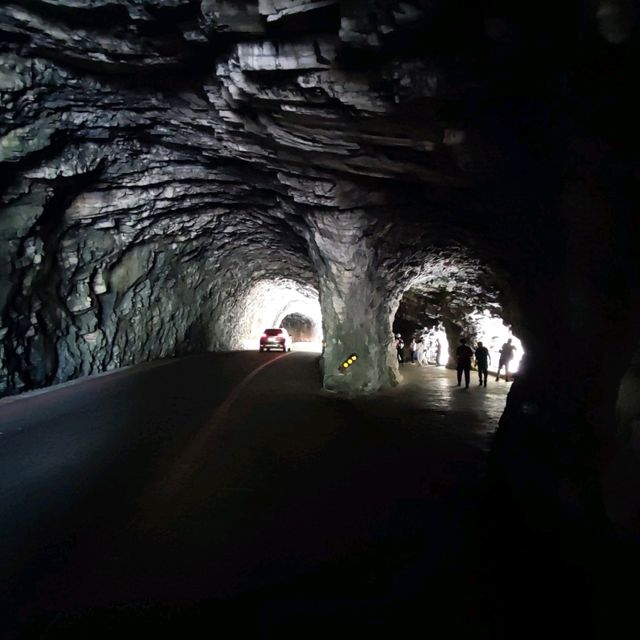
[2,3,640,617]
[2,4,640,628]
[280,312,318,342]
[1,0,639,407]
[0,0,505,397]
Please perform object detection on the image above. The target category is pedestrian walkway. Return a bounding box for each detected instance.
[394,361,510,419]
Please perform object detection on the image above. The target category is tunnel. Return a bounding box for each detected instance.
[391,245,518,368]
[234,278,321,349]
[1,1,639,638]
[279,312,320,343]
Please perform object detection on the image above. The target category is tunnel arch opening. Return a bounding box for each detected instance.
[233,278,322,351]
[392,246,524,378]
[279,312,320,343]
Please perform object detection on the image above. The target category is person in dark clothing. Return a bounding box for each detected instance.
[475,341,491,387]
[395,334,405,363]
[456,338,474,388]
[496,337,517,381]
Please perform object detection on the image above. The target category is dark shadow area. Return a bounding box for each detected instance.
[1,356,492,638]
[0,2,639,638]
[2,355,639,639]
[0,352,292,638]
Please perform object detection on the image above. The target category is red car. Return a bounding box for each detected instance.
[259,328,292,352]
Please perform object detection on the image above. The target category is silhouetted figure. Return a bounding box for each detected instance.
[475,341,491,387]
[395,334,405,363]
[496,338,516,381]
[435,339,442,366]
[456,338,473,388]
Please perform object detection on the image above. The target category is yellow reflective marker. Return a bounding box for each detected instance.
[338,353,359,373]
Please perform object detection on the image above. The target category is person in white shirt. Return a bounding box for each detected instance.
[416,338,427,366]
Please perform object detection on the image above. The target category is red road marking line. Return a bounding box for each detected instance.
[148,352,290,506]
[209,352,289,428]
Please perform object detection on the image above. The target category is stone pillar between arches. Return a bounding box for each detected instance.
[306,211,400,395]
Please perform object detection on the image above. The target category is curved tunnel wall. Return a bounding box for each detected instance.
[230,278,321,350]
[0,2,638,448]
[280,312,320,343]
[392,244,515,367]
[0,192,319,395]
[2,4,640,600]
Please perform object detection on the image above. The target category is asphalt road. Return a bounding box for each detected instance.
[0,352,509,638]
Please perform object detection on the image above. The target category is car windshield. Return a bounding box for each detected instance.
[264,329,282,336]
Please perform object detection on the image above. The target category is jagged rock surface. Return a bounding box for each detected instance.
[3,5,640,629]
[0,1,637,397]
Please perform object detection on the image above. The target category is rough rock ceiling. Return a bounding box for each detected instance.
[0,0,635,395]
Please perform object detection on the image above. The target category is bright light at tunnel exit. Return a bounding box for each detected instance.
[419,325,449,364]
[417,316,522,373]
[238,279,323,352]
[473,314,524,374]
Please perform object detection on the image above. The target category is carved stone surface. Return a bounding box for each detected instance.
[3,6,640,628]
[0,1,637,399]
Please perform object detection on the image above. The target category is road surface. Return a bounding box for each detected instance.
[0,352,511,638]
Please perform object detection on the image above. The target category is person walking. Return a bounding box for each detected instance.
[475,341,491,387]
[456,338,474,388]
[409,338,418,364]
[416,338,427,366]
[496,338,516,381]
[395,334,405,364]
[435,338,442,366]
